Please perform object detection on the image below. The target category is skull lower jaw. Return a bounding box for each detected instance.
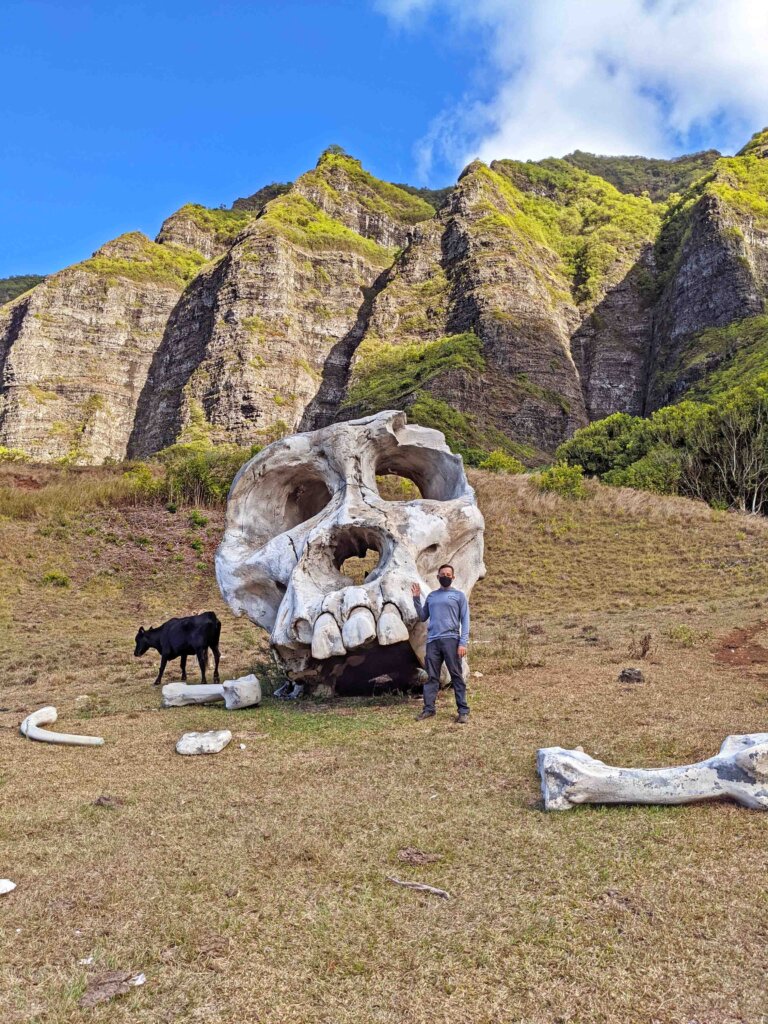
[273,637,425,697]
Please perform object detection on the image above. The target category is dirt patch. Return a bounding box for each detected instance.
[713,620,768,667]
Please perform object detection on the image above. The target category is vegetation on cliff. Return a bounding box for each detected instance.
[174,203,255,246]
[305,149,436,226]
[564,149,720,201]
[260,191,396,266]
[80,232,207,288]
[652,315,768,402]
[0,274,45,305]
[345,332,485,410]
[486,159,661,304]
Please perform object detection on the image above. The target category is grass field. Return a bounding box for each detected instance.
[1,469,767,1023]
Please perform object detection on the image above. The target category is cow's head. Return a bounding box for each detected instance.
[134,626,151,657]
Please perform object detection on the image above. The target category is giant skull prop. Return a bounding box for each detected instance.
[216,411,485,696]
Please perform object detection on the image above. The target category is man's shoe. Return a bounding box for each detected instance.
[416,709,436,721]
[456,712,470,725]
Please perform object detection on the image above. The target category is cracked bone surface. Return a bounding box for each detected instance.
[216,410,485,696]
[20,706,104,746]
[161,675,261,709]
[538,734,768,811]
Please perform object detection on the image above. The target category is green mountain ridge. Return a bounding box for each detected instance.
[2,132,768,465]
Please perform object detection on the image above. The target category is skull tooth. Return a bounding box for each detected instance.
[311,612,346,660]
[377,603,410,646]
[341,585,382,619]
[341,607,377,650]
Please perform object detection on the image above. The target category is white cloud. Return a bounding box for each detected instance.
[376,0,768,176]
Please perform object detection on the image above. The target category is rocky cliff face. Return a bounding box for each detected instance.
[646,133,768,408]
[3,133,768,464]
[0,233,203,462]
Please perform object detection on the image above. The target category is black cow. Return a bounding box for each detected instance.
[134,611,222,686]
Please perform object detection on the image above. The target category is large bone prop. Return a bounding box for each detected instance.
[538,734,768,811]
[162,674,261,709]
[20,706,104,747]
[216,410,485,695]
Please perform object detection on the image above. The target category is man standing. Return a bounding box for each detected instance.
[411,564,470,724]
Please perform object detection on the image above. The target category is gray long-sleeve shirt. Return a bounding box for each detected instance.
[413,587,470,646]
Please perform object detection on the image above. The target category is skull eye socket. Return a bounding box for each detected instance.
[376,474,422,500]
[374,445,468,501]
[285,478,332,529]
[229,459,333,549]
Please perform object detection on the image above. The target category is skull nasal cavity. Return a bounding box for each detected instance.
[333,527,383,585]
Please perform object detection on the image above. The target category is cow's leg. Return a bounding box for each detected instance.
[180,654,188,681]
[153,656,168,686]
[196,648,208,685]
[212,645,221,683]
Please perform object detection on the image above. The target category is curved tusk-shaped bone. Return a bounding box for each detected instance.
[341,607,377,650]
[311,612,346,660]
[20,706,104,747]
[377,603,410,646]
[538,733,768,811]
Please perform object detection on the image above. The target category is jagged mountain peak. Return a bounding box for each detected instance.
[3,129,768,465]
[737,127,768,159]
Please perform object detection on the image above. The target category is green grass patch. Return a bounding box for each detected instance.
[482,160,662,305]
[174,204,254,247]
[310,150,435,225]
[261,193,395,267]
[345,332,484,411]
[80,232,207,289]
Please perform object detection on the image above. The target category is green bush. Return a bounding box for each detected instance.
[41,569,70,587]
[535,461,587,499]
[0,445,29,463]
[603,444,685,494]
[557,374,768,513]
[157,442,260,506]
[478,450,526,474]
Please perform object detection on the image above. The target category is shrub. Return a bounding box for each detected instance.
[558,375,768,514]
[188,509,209,528]
[536,461,587,499]
[41,570,70,587]
[0,446,28,463]
[478,450,526,474]
[157,443,260,506]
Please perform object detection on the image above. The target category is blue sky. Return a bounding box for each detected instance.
[2,0,767,277]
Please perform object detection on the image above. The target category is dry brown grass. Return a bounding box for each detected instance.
[1,471,768,1023]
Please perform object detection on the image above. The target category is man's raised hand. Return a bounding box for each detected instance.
[411,582,421,597]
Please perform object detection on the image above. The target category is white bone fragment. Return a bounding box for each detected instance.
[538,733,768,811]
[0,880,16,895]
[20,707,104,747]
[176,729,232,755]
[377,603,410,646]
[163,676,261,709]
[161,683,225,707]
[311,612,346,660]
[386,876,450,899]
[222,674,262,709]
[341,607,377,650]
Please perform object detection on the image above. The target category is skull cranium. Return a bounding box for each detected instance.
[215,410,486,695]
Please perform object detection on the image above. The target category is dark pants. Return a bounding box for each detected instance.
[424,637,468,714]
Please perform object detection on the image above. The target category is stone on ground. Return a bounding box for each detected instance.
[175,730,232,755]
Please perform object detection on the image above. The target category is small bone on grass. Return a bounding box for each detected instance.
[386,876,450,899]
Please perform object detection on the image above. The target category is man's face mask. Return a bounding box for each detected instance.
[438,574,453,588]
